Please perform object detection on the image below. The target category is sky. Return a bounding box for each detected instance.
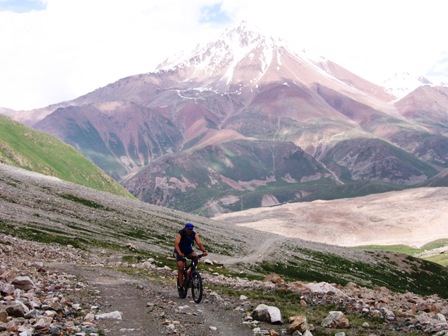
[0,0,447,110]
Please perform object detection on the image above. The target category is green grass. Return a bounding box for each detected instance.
[59,193,108,209]
[256,248,448,298]
[425,253,448,267]
[421,239,448,250]
[357,239,448,267]
[205,282,422,336]
[357,244,421,255]
[0,114,133,198]
[0,221,87,248]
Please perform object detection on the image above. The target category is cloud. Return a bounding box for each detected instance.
[0,0,446,110]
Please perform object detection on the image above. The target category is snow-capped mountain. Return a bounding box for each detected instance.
[382,52,448,99]
[154,21,394,108]
[157,21,309,90]
[382,72,433,98]
[3,22,448,215]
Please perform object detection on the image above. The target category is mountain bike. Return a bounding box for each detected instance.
[177,254,204,303]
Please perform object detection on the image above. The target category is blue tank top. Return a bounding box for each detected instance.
[178,229,196,254]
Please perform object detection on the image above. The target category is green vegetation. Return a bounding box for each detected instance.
[59,193,108,210]
[358,239,448,267]
[256,248,448,298]
[205,284,420,335]
[0,221,87,248]
[2,148,448,301]
[421,239,448,250]
[358,244,421,255]
[0,114,133,198]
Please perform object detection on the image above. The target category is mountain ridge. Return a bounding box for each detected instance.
[2,22,448,215]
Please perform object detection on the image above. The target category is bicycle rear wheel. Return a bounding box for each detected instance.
[191,271,203,303]
[177,274,187,299]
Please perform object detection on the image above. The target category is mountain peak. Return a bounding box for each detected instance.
[154,20,336,93]
[382,72,433,98]
[156,21,279,71]
[224,20,267,45]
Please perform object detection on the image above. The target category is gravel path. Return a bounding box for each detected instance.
[48,263,257,336]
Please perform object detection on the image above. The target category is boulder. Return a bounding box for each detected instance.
[11,276,34,291]
[288,315,309,333]
[321,311,350,328]
[251,304,282,324]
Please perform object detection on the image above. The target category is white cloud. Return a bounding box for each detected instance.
[0,0,446,110]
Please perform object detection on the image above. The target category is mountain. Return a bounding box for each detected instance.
[2,162,448,298]
[2,22,448,216]
[0,114,133,198]
[382,72,433,98]
[0,107,16,117]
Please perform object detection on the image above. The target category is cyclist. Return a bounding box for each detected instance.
[174,222,208,291]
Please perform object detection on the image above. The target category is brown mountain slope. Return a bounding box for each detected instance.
[394,85,448,135]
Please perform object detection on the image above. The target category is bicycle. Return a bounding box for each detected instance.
[177,254,204,303]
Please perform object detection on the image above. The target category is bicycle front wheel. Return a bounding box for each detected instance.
[191,271,203,303]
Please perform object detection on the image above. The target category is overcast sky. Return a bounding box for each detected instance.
[1,0,447,110]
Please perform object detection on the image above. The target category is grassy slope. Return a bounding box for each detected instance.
[0,114,133,198]
[1,163,448,299]
[358,239,448,267]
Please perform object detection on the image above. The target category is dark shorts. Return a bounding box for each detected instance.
[174,250,193,262]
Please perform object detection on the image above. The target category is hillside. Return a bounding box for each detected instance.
[1,162,448,299]
[0,114,132,198]
[2,162,448,335]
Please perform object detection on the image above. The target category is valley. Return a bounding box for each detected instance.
[214,187,448,249]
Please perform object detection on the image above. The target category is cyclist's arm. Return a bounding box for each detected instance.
[194,234,208,255]
[174,233,184,257]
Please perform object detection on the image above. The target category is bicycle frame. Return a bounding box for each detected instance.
[178,254,203,303]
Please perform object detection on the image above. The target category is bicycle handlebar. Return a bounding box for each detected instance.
[182,253,204,261]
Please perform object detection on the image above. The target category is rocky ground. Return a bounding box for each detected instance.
[2,234,448,336]
[1,163,448,335]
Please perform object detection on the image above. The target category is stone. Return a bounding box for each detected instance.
[95,311,123,320]
[252,304,282,324]
[6,304,26,318]
[11,276,35,291]
[264,273,282,284]
[288,315,309,333]
[321,311,350,328]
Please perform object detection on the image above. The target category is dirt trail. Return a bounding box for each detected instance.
[220,236,286,265]
[49,263,256,336]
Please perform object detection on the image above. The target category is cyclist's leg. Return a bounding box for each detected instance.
[175,253,185,288]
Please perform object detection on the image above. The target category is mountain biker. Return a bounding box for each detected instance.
[174,222,207,290]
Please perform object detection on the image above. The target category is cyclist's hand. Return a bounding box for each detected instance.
[203,251,208,256]
[179,252,184,258]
